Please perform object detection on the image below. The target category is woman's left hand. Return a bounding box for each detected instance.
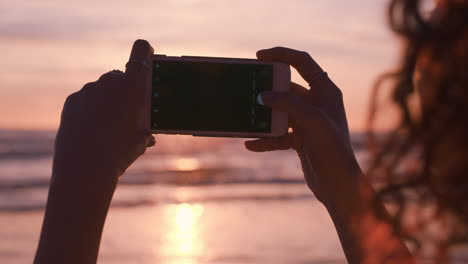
[54,39,156,178]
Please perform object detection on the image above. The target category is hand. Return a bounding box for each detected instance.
[245,47,358,203]
[54,39,156,178]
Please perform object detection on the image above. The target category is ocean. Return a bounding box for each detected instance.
[0,130,369,263]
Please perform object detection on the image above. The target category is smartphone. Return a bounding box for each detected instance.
[150,55,290,138]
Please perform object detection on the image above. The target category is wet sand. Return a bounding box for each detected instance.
[0,191,347,264]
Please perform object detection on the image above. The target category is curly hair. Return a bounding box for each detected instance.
[367,0,468,262]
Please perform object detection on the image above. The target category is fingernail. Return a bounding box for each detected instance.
[258,92,274,106]
[257,93,264,105]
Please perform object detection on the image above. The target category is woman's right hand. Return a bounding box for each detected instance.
[246,47,416,264]
[245,47,360,203]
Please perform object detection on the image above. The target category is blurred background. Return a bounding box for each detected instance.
[0,0,398,263]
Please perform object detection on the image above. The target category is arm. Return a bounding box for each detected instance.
[323,161,414,264]
[245,47,414,264]
[34,40,155,264]
[34,165,118,263]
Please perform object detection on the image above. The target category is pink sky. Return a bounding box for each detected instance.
[0,0,398,131]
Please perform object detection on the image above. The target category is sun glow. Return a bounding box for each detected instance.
[172,158,201,171]
[163,203,204,260]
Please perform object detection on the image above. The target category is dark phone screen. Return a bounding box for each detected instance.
[151,59,273,133]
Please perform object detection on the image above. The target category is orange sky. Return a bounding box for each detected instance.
[0,0,399,131]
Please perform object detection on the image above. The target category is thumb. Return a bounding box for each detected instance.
[125,39,153,78]
[259,91,307,121]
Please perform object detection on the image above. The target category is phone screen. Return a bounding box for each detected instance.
[151,59,273,133]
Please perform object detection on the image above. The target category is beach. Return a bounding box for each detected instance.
[1,195,347,264]
[0,131,361,263]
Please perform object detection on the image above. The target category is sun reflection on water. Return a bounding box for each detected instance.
[162,203,205,263]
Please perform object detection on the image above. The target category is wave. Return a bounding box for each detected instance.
[0,130,55,160]
[0,130,370,160]
[0,168,306,190]
[0,191,315,212]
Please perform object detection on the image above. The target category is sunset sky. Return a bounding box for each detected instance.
[0,0,399,131]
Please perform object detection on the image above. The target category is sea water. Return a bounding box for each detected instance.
[0,131,369,263]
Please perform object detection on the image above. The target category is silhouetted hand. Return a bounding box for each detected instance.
[245,47,357,203]
[54,39,155,178]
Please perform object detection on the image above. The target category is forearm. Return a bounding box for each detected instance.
[322,163,415,264]
[34,162,118,264]
[33,39,152,264]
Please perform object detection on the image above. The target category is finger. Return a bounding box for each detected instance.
[98,69,124,82]
[79,81,97,94]
[125,39,154,79]
[290,82,309,99]
[146,134,156,148]
[245,133,295,152]
[125,40,154,121]
[257,47,323,84]
[284,82,309,127]
[258,91,307,121]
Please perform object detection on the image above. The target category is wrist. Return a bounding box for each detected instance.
[318,157,364,210]
[37,155,119,264]
[52,147,121,183]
